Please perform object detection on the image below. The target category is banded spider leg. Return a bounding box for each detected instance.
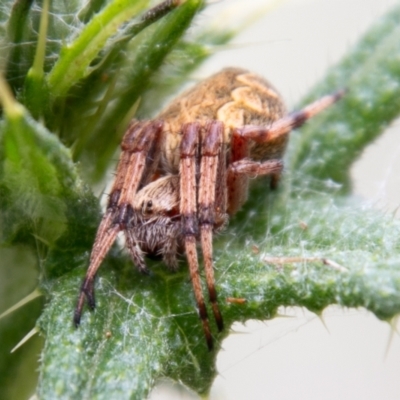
[74,120,164,325]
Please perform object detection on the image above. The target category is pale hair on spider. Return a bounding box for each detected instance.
[74,67,343,350]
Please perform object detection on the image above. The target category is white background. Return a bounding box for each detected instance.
[150,0,400,399]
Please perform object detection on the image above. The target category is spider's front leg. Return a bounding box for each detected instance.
[180,121,226,350]
[198,121,225,334]
[179,121,226,349]
[74,120,163,326]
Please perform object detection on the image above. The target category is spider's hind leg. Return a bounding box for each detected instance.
[226,90,344,212]
[238,90,345,144]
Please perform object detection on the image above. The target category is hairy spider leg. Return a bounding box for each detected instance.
[198,121,225,334]
[227,129,250,215]
[227,127,283,215]
[124,228,147,272]
[74,120,163,326]
[124,119,165,272]
[238,90,345,143]
[225,90,344,213]
[180,122,215,349]
[229,159,283,176]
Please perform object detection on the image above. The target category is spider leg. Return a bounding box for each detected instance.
[180,122,214,350]
[227,91,343,214]
[227,128,251,215]
[162,223,180,270]
[125,229,147,273]
[237,90,344,143]
[214,132,229,230]
[199,121,225,333]
[74,120,163,326]
[228,158,283,176]
[123,118,165,273]
[227,156,282,215]
[228,158,284,207]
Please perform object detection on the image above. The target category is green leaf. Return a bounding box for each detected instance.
[0,73,99,396]
[1,103,73,245]
[0,246,43,400]
[0,74,99,262]
[36,195,400,399]
[46,0,149,98]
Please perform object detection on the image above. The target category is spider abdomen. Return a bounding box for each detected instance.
[157,68,287,173]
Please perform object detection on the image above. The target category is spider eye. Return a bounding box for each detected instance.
[143,200,153,215]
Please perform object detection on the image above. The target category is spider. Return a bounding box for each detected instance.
[74,68,343,349]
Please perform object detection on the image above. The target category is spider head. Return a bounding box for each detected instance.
[134,175,180,218]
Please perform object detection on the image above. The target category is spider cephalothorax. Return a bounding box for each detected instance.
[74,68,343,349]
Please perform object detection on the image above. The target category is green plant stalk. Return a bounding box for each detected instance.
[23,0,50,119]
[0,73,24,118]
[29,0,49,83]
[5,0,35,92]
[46,0,149,98]
[78,0,109,24]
